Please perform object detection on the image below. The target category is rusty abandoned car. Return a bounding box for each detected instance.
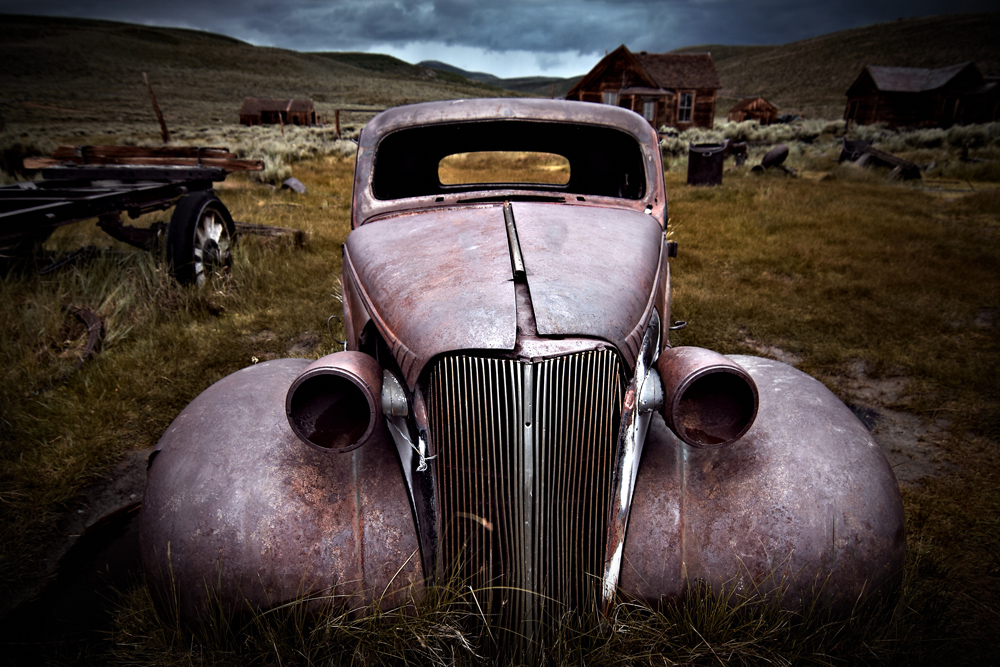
[139,99,905,635]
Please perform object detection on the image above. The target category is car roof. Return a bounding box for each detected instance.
[359,98,660,140]
[351,98,667,226]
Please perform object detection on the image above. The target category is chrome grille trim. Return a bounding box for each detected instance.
[428,349,624,626]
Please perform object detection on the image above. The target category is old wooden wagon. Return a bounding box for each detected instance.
[0,146,261,284]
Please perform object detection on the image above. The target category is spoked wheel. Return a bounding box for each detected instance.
[166,192,235,286]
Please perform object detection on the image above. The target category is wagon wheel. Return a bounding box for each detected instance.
[166,192,235,286]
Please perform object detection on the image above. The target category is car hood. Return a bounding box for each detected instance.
[344,202,663,385]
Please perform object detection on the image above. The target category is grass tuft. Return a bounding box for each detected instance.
[108,569,919,667]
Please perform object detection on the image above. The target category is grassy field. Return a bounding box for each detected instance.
[0,129,998,663]
[0,14,512,134]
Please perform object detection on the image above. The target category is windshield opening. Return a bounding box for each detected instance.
[372,120,646,201]
[439,151,570,186]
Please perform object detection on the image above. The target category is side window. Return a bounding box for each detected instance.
[603,91,619,106]
[643,100,656,122]
[678,92,694,123]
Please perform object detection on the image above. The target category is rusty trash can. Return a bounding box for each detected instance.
[687,143,726,186]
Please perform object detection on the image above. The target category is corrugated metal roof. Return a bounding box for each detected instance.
[238,97,315,115]
[867,63,972,92]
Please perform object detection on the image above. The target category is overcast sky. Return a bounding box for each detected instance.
[1,1,995,78]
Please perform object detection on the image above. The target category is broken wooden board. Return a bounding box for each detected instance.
[24,146,263,173]
[235,221,306,246]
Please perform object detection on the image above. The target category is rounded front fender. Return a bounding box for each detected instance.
[139,359,423,625]
[620,355,905,613]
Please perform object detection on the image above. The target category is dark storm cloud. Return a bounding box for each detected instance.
[1,0,996,61]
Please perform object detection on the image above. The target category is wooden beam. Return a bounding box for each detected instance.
[49,145,237,160]
[143,73,171,144]
[24,155,263,171]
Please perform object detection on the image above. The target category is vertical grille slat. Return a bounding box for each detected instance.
[429,349,624,627]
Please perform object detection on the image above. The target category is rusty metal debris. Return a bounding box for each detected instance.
[752,144,797,176]
[282,177,307,194]
[686,140,750,186]
[64,305,103,369]
[687,143,727,186]
[724,138,749,166]
[839,138,922,180]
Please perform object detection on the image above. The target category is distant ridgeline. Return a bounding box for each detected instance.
[1,11,997,127]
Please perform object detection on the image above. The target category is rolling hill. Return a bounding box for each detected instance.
[1,11,998,136]
[418,60,580,98]
[0,14,509,133]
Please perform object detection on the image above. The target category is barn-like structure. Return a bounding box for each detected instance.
[239,98,317,126]
[566,45,719,130]
[728,96,778,125]
[844,63,999,128]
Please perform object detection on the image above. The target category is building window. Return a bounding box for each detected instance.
[643,100,656,122]
[603,91,619,106]
[678,92,694,123]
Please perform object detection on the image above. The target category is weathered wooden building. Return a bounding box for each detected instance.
[239,98,317,126]
[566,45,719,129]
[844,62,998,128]
[727,96,778,125]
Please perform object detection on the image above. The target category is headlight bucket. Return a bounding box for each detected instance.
[286,351,384,452]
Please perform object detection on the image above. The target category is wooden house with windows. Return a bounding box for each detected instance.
[844,62,998,128]
[238,98,317,126]
[566,45,719,129]
[728,96,778,125]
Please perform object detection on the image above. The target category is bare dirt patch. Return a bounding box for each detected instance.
[741,340,957,488]
[826,359,957,488]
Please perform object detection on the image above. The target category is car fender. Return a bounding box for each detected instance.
[621,355,905,612]
[139,358,423,624]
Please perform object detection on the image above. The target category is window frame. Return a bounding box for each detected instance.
[678,92,694,123]
[642,99,656,122]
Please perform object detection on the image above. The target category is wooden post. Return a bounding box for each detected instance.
[335,109,341,138]
[143,72,170,144]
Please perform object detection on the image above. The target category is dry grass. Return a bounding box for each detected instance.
[0,14,514,135]
[439,151,570,185]
[107,571,916,667]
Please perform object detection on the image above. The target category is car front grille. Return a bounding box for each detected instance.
[427,349,625,629]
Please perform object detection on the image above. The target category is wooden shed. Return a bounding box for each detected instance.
[844,63,996,128]
[728,96,778,125]
[566,45,719,130]
[239,98,316,126]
